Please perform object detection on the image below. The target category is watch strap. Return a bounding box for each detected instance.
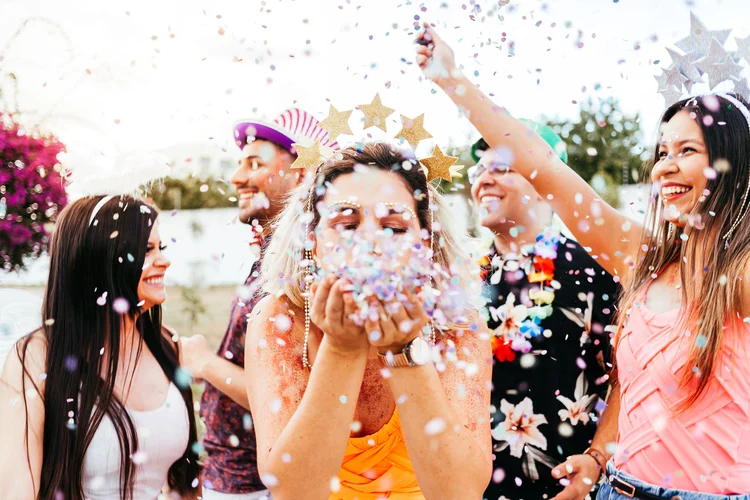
[380,350,411,368]
[378,342,414,368]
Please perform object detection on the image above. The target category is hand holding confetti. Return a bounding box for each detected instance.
[364,290,431,353]
[313,229,470,335]
[415,23,458,85]
[308,274,369,355]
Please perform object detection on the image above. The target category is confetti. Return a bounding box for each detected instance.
[330,477,342,492]
[313,229,470,330]
[424,418,447,436]
[260,473,279,487]
[113,297,129,314]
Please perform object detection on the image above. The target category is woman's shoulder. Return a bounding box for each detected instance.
[247,294,306,345]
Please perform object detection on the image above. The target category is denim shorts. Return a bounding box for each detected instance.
[597,461,750,500]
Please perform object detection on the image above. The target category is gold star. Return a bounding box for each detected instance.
[420,145,461,183]
[291,141,325,171]
[394,114,432,149]
[358,94,395,132]
[318,105,353,142]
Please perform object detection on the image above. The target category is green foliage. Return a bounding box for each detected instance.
[145,177,236,210]
[181,286,207,335]
[543,97,649,206]
[436,98,649,209]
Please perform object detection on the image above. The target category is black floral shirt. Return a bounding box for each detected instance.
[481,228,619,500]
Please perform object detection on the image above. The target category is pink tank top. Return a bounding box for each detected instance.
[614,292,750,494]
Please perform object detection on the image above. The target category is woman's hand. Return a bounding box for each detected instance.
[309,275,368,355]
[365,291,430,354]
[415,23,459,85]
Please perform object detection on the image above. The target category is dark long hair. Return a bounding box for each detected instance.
[616,93,750,409]
[18,195,199,499]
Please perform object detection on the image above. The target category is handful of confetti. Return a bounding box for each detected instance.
[313,229,470,330]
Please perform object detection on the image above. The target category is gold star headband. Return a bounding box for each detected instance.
[289,93,463,183]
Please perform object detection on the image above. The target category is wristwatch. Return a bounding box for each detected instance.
[378,336,431,368]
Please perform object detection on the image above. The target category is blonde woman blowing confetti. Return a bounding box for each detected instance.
[244,143,492,499]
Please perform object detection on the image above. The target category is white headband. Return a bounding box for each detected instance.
[88,195,115,226]
[714,93,750,133]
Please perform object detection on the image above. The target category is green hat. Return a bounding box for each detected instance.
[470,119,568,164]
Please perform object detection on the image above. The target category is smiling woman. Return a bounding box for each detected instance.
[0,195,200,500]
[652,112,710,221]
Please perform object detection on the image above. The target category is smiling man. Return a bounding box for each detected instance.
[179,108,337,500]
[469,126,620,500]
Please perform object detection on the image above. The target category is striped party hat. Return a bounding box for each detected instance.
[234,108,339,155]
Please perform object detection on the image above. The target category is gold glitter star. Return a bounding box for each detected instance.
[420,145,461,183]
[319,105,353,142]
[394,114,432,149]
[358,94,395,132]
[291,141,325,170]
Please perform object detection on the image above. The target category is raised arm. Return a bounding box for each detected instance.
[416,25,642,279]
[0,335,46,497]
[245,278,370,500]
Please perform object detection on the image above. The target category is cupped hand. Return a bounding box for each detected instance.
[309,275,369,355]
[365,290,431,354]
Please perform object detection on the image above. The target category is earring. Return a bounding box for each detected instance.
[722,169,750,241]
[666,222,676,241]
[428,192,436,347]
[303,248,313,369]
[303,183,316,369]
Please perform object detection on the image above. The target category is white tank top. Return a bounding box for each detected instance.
[82,382,190,499]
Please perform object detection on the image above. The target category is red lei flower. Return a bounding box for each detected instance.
[491,336,516,363]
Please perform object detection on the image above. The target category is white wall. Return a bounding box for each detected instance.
[1,188,652,288]
[0,208,257,288]
[0,194,474,287]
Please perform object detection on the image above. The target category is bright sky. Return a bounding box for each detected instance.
[1,0,749,192]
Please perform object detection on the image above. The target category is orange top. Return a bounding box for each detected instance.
[331,410,425,500]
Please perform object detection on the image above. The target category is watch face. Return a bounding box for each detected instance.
[408,337,431,365]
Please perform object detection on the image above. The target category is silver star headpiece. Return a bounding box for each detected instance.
[656,11,749,106]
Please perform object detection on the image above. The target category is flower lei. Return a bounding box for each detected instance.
[483,227,561,362]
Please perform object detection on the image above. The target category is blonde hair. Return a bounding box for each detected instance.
[259,142,483,329]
